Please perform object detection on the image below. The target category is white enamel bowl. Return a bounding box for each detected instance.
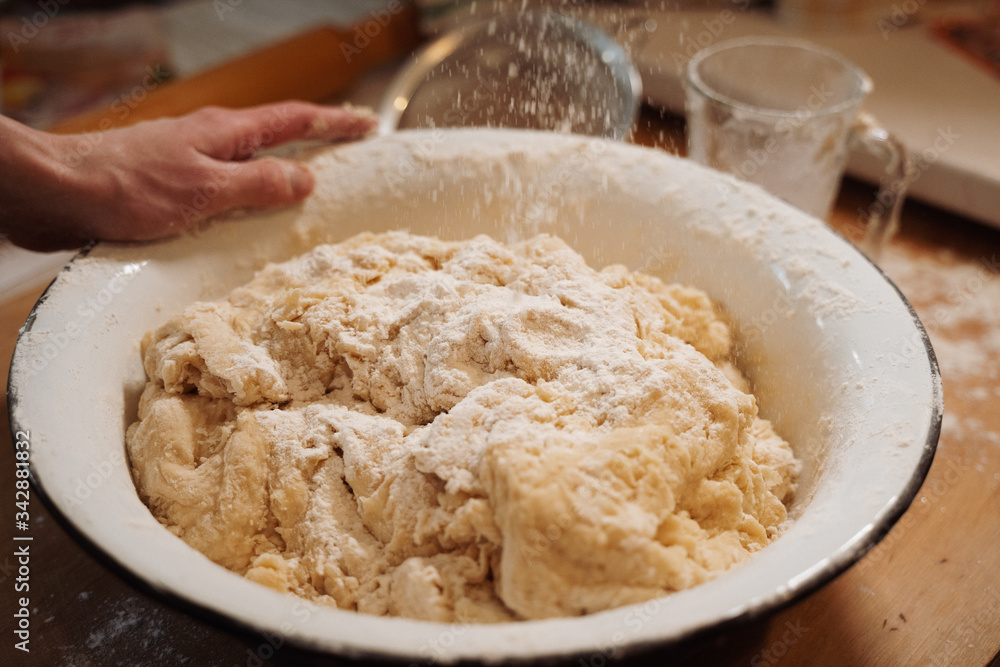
[8,130,940,663]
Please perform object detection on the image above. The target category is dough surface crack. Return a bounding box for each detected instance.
[127,231,799,622]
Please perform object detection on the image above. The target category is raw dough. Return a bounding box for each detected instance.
[126,232,799,622]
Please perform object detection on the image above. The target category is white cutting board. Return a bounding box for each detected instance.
[630,7,1000,228]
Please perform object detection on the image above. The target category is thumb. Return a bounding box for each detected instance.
[211,158,315,215]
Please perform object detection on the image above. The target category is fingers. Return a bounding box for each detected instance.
[1,103,370,249]
[199,158,316,218]
[190,102,377,160]
[280,103,378,143]
[180,102,374,222]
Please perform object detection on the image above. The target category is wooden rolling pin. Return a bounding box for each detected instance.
[49,3,421,134]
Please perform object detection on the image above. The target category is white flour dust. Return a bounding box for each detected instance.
[126,231,799,622]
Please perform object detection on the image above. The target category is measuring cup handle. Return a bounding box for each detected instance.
[849,113,912,262]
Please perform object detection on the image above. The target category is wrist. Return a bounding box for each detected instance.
[0,116,96,248]
[0,117,62,210]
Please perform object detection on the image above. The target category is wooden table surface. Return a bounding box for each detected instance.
[2,108,999,666]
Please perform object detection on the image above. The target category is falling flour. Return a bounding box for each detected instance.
[126,231,799,622]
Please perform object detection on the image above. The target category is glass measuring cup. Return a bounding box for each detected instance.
[684,36,909,259]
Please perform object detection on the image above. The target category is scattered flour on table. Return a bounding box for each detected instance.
[879,245,1000,474]
[126,232,799,622]
[56,594,192,667]
[880,246,1000,398]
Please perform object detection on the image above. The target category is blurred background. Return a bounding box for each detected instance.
[1,0,997,281]
[1,0,997,129]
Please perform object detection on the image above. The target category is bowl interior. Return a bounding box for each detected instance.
[9,129,939,663]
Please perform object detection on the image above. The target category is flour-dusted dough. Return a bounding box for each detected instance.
[126,232,799,622]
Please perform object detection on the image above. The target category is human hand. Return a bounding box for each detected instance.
[0,102,376,252]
